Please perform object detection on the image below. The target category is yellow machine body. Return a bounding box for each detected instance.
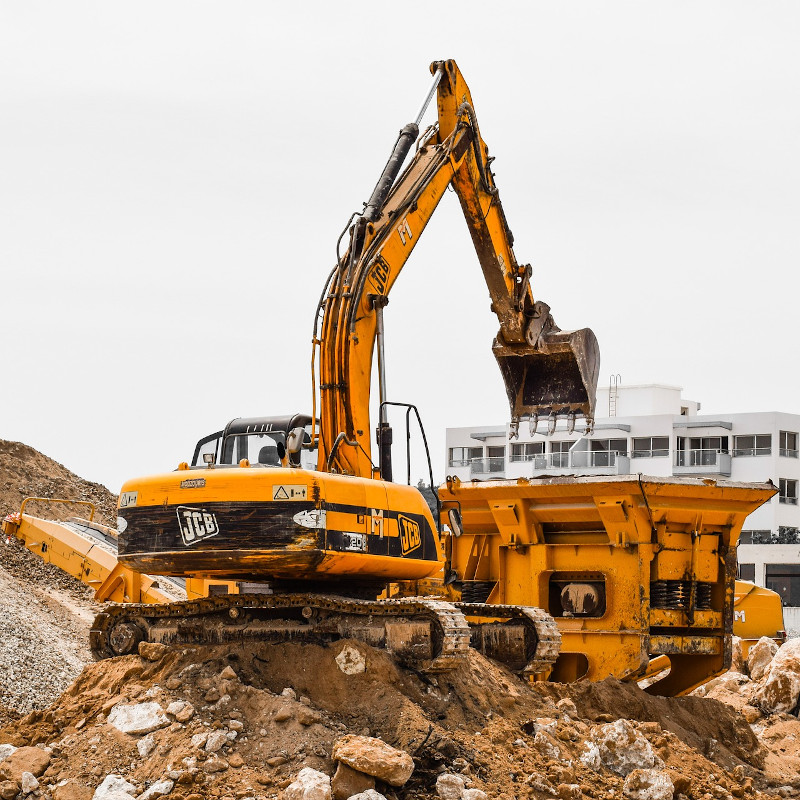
[116,465,443,587]
[439,474,777,695]
[734,579,787,655]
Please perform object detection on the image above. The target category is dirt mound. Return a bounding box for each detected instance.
[0,439,117,526]
[1,641,797,800]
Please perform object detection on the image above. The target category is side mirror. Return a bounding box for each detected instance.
[448,508,463,538]
[286,427,306,454]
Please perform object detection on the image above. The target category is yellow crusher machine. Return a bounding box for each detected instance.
[5,60,779,695]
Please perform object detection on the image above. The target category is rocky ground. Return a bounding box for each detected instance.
[0,439,799,800]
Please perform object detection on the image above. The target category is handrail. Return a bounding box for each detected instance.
[19,496,96,522]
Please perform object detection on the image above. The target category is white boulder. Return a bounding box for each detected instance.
[748,636,779,681]
[283,767,331,800]
[137,779,174,799]
[92,773,138,799]
[436,773,465,799]
[107,703,169,736]
[754,638,800,714]
[623,769,675,800]
[583,719,658,776]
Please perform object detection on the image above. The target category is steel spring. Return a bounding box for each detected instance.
[650,580,690,610]
[461,581,495,604]
[696,582,713,610]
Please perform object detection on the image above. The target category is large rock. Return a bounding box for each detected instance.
[748,636,779,681]
[347,793,386,800]
[0,746,16,764]
[754,638,800,714]
[137,779,174,800]
[54,780,93,800]
[92,774,137,799]
[107,702,169,735]
[623,769,674,800]
[332,735,414,787]
[283,767,332,800]
[436,773,466,799]
[0,746,51,781]
[21,771,39,794]
[331,762,374,800]
[581,720,658,776]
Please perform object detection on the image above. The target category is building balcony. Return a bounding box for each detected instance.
[673,449,732,477]
[469,457,506,477]
[507,451,632,477]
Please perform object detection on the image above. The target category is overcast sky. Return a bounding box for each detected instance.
[2,2,799,492]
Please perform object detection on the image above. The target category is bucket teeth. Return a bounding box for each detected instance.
[493,321,600,427]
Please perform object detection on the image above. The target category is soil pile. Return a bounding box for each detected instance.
[0,439,117,527]
[1,441,799,800]
[0,639,798,800]
[0,439,114,721]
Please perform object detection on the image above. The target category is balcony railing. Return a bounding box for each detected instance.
[779,496,799,505]
[780,448,799,458]
[732,447,771,457]
[673,449,732,477]
[470,457,506,476]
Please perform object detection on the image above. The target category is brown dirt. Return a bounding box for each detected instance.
[1,641,797,800]
[0,439,798,800]
[0,438,117,526]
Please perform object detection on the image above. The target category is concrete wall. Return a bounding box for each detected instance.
[784,606,800,638]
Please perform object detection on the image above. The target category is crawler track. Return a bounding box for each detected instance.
[456,602,561,675]
[90,593,471,673]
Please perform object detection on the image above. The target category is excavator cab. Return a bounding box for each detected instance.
[190,414,315,469]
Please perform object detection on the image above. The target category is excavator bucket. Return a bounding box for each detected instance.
[493,326,600,426]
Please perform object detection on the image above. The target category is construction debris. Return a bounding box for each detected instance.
[1,440,800,799]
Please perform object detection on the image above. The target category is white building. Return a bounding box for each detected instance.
[445,383,800,627]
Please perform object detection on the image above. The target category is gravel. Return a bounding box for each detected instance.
[0,537,97,713]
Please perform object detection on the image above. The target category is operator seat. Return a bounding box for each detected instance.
[257,445,280,466]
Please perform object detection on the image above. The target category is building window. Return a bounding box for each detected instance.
[676,436,729,466]
[738,563,756,581]
[510,442,544,462]
[766,564,800,606]
[448,446,482,467]
[574,438,628,468]
[741,528,800,544]
[779,478,798,505]
[740,530,773,544]
[780,431,799,458]
[475,445,506,474]
[551,441,571,467]
[631,436,669,458]
[733,434,771,457]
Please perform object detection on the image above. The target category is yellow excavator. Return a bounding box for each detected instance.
[80,60,777,696]
[89,59,599,676]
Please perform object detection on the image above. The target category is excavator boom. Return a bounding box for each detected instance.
[317,59,599,478]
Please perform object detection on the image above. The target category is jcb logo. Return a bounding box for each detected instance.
[399,515,421,555]
[177,506,220,546]
[368,255,390,294]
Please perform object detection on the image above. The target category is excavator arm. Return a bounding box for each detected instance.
[317,59,599,478]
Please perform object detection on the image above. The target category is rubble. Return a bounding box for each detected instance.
[106,702,169,735]
[754,638,800,714]
[622,768,675,800]
[749,637,781,682]
[0,441,799,800]
[284,767,331,800]
[331,735,414,787]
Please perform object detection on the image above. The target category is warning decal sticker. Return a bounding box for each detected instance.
[272,484,308,501]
